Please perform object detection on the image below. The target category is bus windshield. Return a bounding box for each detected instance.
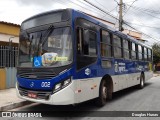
[19,27,72,67]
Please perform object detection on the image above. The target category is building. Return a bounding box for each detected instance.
[0,21,20,45]
[85,13,115,28]
[0,21,20,90]
[123,29,147,43]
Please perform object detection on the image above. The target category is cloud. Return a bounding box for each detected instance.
[0,0,160,44]
[121,0,160,43]
[16,0,54,7]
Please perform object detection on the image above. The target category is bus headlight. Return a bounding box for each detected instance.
[53,78,71,93]
[55,83,62,90]
[63,79,71,86]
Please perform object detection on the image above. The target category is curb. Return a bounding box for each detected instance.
[153,74,160,77]
[0,101,33,111]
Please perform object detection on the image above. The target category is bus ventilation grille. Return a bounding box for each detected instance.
[18,71,56,80]
[18,86,52,100]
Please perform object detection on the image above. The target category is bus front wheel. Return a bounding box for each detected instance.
[96,80,108,106]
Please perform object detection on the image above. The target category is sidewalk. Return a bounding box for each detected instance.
[0,88,32,111]
[153,72,160,77]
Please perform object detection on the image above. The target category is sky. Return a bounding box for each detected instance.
[0,0,160,45]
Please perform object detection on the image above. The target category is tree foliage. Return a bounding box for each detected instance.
[152,43,160,65]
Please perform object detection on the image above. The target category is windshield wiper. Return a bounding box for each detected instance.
[29,35,34,58]
[41,25,54,45]
[37,25,54,56]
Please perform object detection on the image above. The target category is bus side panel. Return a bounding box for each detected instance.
[112,73,141,92]
[145,71,153,81]
[72,77,101,103]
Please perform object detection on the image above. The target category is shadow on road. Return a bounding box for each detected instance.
[111,82,152,102]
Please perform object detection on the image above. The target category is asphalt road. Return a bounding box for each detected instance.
[6,75,160,120]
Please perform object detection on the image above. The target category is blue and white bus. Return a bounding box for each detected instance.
[16,9,153,106]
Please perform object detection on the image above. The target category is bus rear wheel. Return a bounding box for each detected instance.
[96,80,108,106]
[139,74,145,89]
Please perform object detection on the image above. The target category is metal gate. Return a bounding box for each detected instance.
[0,46,18,67]
[0,46,18,89]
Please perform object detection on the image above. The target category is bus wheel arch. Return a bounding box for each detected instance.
[96,74,113,106]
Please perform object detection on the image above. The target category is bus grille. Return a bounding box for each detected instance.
[18,86,52,100]
[18,71,56,80]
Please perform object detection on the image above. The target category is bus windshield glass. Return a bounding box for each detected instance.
[19,27,72,67]
[21,10,70,30]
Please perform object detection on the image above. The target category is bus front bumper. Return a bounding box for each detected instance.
[16,82,76,105]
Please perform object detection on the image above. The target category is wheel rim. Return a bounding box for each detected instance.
[102,85,107,100]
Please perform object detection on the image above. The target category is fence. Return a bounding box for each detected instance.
[0,46,18,89]
[0,46,18,67]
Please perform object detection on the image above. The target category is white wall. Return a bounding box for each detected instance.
[0,33,19,43]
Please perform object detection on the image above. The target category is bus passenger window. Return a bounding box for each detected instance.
[144,47,147,61]
[113,35,122,58]
[138,45,143,60]
[83,30,89,55]
[100,30,112,57]
[141,46,144,60]
[131,43,136,60]
[77,28,83,54]
[83,29,97,56]
[76,28,97,70]
[123,39,130,59]
[148,49,152,61]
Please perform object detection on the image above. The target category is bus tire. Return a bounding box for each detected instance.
[95,80,107,107]
[139,73,145,89]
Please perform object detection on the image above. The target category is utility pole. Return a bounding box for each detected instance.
[119,0,123,31]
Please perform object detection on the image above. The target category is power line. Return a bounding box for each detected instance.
[126,22,160,29]
[125,0,138,4]
[76,0,104,13]
[126,4,160,14]
[114,0,119,5]
[55,0,160,43]
[123,0,138,16]
[124,8,160,33]
[124,8,148,27]
[83,0,119,21]
[82,0,160,42]
[94,0,110,12]
[123,23,160,42]
[125,22,160,42]
[101,5,118,19]
[57,0,106,17]
[130,6,160,20]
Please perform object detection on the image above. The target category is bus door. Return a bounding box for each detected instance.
[75,18,98,102]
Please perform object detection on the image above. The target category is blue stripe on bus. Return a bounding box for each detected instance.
[17,68,73,90]
[72,59,150,79]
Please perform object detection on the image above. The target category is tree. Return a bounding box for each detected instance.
[152,43,160,65]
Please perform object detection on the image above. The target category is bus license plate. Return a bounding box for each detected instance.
[28,92,37,99]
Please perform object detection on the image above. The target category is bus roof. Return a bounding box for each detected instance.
[21,8,152,49]
[21,9,71,25]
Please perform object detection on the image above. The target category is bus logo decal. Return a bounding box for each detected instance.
[114,61,119,72]
[85,68,91,75]
[30,82,34,87]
